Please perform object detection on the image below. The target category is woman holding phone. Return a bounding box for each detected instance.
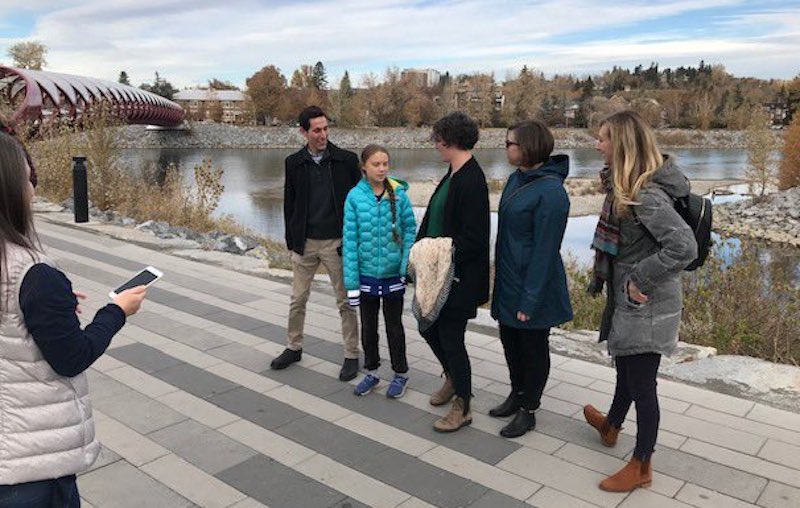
[0,131,147,507]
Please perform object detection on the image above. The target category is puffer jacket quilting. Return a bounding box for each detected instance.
[342,177,417,291]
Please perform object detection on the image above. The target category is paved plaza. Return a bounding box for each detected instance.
[35,217,800,508]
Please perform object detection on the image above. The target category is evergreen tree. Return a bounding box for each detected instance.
[312,61,328,90]
[118,71,131,86]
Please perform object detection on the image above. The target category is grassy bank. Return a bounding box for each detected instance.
[563,241,800,365]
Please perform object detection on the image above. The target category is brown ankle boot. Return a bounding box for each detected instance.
[429,374,455,406]
[583,405,621,447]
[433,396,472,433]
[599,457,652,492]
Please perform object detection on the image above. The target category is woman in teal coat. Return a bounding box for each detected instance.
[490,120,573,438]
[343,145,417,398]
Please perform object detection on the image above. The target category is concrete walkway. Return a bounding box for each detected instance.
[35,217,800,508]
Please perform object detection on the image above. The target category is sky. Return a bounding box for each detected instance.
[1,0,799,89]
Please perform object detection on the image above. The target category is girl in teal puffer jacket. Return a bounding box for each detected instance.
[343,145,417,398]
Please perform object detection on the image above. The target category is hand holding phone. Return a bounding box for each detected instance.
[109,266,162,298]
[113,286,147,317]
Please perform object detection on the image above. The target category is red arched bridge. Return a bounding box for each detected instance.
[1,66,185,127]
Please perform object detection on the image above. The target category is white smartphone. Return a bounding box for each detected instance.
[109,266,163,298]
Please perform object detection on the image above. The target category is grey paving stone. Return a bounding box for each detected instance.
[216,455,362,508]
[148,419,258,475]
[79,460,195,508]
[261,365,349,398]
[656,447,768,503]
[361,447,489,508]
[249,323,291,343]
[86,369,136,402]
[466,490,529,508]
[535,409,635,459]
[757,481,800,508]
[155,363,241,400]
[55,257,120,287]
[207,386,308,429]
[276,415,389,465]
[92,386,187,435]
[150,292,223,317]
[81,445,122,474]
[40,233,142,271]
[204,310,267,332]
[108,343,183,374]
[167,324,232,351]
[127,310,187,334]
[207,343,272,372]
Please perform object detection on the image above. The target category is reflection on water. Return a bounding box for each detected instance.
[121,146,755,239]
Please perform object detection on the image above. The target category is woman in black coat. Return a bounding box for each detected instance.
[416,112,490,433]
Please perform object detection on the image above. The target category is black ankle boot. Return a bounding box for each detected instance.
[500,408,536,438]
[489,392,519,418]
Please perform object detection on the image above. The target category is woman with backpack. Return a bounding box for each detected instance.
[583,110,698,492]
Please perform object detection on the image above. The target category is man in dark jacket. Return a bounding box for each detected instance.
[271,106,362,381]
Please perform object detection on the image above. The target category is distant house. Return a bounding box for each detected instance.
[763,102,789,127]
[173,89,249,124]
[401,68,441,88]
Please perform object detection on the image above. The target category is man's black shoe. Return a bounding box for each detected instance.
[489,392,519,418]
[500,408,536,438]
[339,358,359,381]
[271,348,302,370]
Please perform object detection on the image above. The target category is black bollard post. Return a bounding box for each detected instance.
[72,156,89,223]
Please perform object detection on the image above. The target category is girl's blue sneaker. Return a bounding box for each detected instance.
[386,374,409,399]
[354,373,380,396]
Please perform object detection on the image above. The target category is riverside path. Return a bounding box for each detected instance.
[32,216,800,508]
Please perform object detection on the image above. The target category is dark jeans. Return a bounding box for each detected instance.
[607,353,662,461]
[499,325,551,410]
[0,475,79,508]
[360,294,408,373]
[421,313,471,399]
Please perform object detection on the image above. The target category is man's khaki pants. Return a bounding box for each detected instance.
[287,238,359,359]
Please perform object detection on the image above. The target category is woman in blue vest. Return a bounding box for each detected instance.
[343,145,417,398]
[490,119,573,438]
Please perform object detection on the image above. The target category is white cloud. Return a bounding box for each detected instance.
[1,0,797,88]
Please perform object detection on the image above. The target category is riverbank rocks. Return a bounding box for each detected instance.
[115,123,780,150]
[549,329,717,365]
[715,187,800,247]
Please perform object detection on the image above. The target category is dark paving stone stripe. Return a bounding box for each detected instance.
[40,231,262,304]
[217,455,369,508]
[107,343,494,507]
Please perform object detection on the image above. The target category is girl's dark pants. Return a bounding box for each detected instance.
[360,293,408,373]
[607,352,662,461]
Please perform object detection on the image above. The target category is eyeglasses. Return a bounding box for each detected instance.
[505,140,520,148]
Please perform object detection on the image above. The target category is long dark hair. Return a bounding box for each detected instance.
[0,132,39,294]
[360,144,401,245]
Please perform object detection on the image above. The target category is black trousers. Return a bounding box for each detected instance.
[607,353,662,461]
[498,325,551,410]
[421,313,471,399]
[360,294,408,373]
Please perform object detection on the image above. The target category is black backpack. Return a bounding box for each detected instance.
[635,192,712,271]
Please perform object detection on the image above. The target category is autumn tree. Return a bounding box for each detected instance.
[502,66,545,124]
[745,108,780,197]
[245,65,288,124]
[779,115,800,189]
[7,41,47,70]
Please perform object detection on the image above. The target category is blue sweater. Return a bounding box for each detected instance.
[342,177,417,292]
[491,155,574,329]
[19,263,126,377]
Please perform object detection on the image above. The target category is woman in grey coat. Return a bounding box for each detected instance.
[583,111,698,493]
